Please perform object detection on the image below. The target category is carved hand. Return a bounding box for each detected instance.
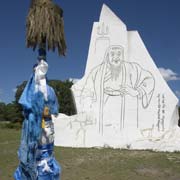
[124,86,139,97]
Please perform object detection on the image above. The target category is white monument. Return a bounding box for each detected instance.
[53,4,180,151]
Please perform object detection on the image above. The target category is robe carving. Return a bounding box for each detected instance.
[80,61,155,135]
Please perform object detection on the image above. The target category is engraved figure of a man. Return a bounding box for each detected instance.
[80,45,155,135]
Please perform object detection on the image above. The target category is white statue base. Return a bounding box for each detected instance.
[53,114,180,152]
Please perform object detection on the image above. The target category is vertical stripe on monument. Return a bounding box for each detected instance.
[121,63,126,130]
[99,63,107,135]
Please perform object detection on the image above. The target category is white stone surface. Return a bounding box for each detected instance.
[54,4,179,151]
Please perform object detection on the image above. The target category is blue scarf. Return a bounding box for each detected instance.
[14,73,59,180]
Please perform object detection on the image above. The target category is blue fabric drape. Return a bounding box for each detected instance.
[14,73,60,180]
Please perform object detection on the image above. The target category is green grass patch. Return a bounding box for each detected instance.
[1,127,180,180]
[0,121,21,130]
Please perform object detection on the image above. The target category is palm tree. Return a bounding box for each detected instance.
[26,0,66,59]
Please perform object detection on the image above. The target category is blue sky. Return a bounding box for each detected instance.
[0,0,179,103]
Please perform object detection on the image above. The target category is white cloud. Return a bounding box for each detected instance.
[12,88,17,93]
[69,78,80,84]
[175,91,180,98]
[158,67,180,81]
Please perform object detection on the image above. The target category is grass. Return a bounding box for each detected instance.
[1,127,180,180]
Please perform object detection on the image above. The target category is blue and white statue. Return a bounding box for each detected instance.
[14,60,61,180]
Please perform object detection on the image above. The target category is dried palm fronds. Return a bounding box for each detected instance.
[26,0,66,56]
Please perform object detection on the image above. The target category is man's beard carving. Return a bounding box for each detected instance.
[109,63,122,81]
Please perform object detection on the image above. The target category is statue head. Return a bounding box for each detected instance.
[106,45,124,67]
[105,45,124,80]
